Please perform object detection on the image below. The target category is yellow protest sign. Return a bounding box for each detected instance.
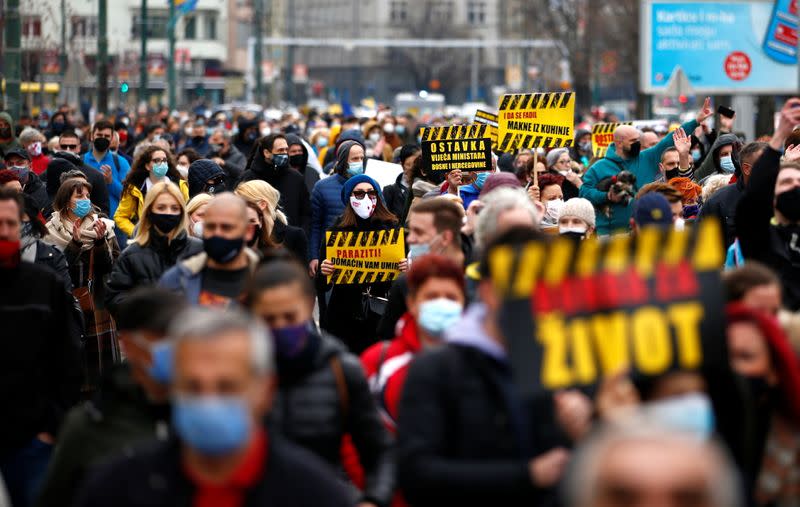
[473,109,499,148]
[325,228,405,284]
[497,92,575,152]
[490,220,727,397]
[419,124,493,173]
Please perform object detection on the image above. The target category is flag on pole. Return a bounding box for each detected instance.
[173,0,198,15]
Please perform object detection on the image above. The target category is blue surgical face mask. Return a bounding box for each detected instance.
[152,162,169,178]
[474,171,490,189]
[133,334,173,384]
[408,242,430,259]
[396,125,406,135]
[172,395,251,455]
[691,149,702,162]
[347,161,365,177]
[642,393,715,440]
[719,155,735,173]
[72,198,92,218]
[272,322,310,358]
[316,137,328,148]
[418,298,463,337]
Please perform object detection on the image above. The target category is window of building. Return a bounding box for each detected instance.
[467,1,487,25]
[22,16,42,37]
[236,20,252,48]
[431,1,453,22]
[390,1,407,22]
[132,14,169,39]
[184,16,196,39]
[204,14,218,40]
[70,16,99,38]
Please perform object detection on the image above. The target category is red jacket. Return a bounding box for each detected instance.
[341,314,422,507]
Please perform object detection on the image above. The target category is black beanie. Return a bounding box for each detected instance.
[188,159,224,197]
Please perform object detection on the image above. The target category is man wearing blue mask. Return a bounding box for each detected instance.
[245,260,395,507]
[36,288,187,507]
[693,133,742,182]
[75,308,351,507]
[160,193,260,307]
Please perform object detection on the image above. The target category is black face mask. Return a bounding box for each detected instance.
[624,140,641,158]
[204,235,245,264]
[192,135,205,144]
[247,225,262,247]
[776,187,800,222]
[665,168,680,181]
[559,231,585,242]
[289,154,305,168]
[0,127,11,138]
[742,375,773,403]
[93,137,110,152]
[247,131,259,142]
[149,212,181,234]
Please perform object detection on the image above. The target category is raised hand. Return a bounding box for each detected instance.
[696,97,713,124]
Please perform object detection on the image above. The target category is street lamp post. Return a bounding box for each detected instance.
[139,0,148,104]
[97,0,109,114]
[4,0,21,119]
[167,0,176,110]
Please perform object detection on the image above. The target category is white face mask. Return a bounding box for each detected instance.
[184,127,193,136]
[383,123,395,135]
[558,170,569,176]
[675,217,686,231]
[261,127,272,137]
[559,225,587,235]
[176,164,189,179]
[192,221,203,237]
[369,132,381,143]
[350,195,377,219]
[545,198,564,221]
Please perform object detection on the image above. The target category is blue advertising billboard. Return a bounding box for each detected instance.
[641,0,798,93]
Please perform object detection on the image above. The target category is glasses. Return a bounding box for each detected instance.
[60,144,78,150]
[352,189,377,199]
[151,157,168,164]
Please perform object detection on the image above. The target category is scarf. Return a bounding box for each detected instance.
[756,413,800,506]
[46,211,115,252]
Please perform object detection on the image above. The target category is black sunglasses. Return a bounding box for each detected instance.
[352,189,377,199]
[60,144,78,150]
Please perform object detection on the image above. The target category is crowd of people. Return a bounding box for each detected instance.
[0,95,800,507]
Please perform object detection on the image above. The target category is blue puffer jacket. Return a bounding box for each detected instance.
[580,119,698,235]
[309,174,347,260]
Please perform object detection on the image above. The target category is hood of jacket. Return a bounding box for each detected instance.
[699,133,741,178]
[0,112,16,141]
[285,134,309,171]
[443,303,507,362]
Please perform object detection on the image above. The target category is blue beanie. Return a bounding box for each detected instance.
[341,174,384,205]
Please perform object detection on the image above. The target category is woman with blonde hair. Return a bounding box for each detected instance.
[105,181,202,317]
[235,179,307,262]
[185,192,213,237]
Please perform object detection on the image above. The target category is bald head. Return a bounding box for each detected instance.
[207,192,248,221]
[203,192,253,249]
[613,125,642,160]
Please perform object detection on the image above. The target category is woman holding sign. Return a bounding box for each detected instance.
[320,174,408,354]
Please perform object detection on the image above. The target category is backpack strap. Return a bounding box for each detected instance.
[329,355,350,425]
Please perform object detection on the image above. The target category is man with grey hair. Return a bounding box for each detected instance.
[564,422,741,507]
[160,193,260,306]
[76,308,351,507]
[473,187,540,250]
[208,127,246,186]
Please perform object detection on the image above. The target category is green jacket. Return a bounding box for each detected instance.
[580,119,698,235]
[35,366,170,507]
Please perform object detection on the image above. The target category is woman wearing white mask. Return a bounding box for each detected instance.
[319,174,408,353]
[536,173,565,230]
[185,192,212,238]
[557,197,596,240]
[114,146,189,237]
[545,148,581,200]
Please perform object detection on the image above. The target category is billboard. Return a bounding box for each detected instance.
[641,0,798,93]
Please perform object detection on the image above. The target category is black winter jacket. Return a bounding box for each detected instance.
[382,174,410,222]
[44,153,111,216]
[35,365,171,507]
[75,435,352,507]
[24,171,50,212]
[239,158,312,234]
[272,219,309,264]
[0,262,82,454]
[698,177,742,248]
[104,231,202,318]
[270,331,395,507]
[397,344,566,507]
[737,146,800,310]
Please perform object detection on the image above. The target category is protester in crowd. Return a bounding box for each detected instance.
[694,133,742,183]
[75,308,352,507]
[286,133,321,194]
[631,192,674,232]
[47,131,110,215]
[114,145,188,238]
[397,227,572,507]
[105,181,202,317]
[472,187,541,249]
[700,141,768,248]
[564,423,742,507]
[83,120,131,218]
[636,182,684,224]
[580,98,711,235]
[726,302,800,505]
[233,117,259,157]
[640,129,659,150]
[724,262,782,317]
[309,140,365,276]
[187,158,227,199]
[558,197,596,239]
[175,148,200,180]
[180,121,210,156]
[320,174,407,354]
[0,188,82,507]
[537,173,565,228]
[382,144,421,222]
[20,128,49,176]
[736,98,800,311]
[569,129,593,168]
[0,112,21,156]
[5,147,48,212]
[208,128,246,187]
[185,192,212,238]
[702,173,732,204]
[235,179,308,263]
[377,197,466,341]
[159,193,259,307]
[479,171,523,200]
[244,260,395,507]
[35,288,187,507]
[240,134,311,233]
[546,148,581,200]
[18,193,72,293]
[666,176,703,221]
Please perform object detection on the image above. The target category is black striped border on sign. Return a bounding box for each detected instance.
[325,228,404,285]
[497,133,573,153]
[419,124,489,142]
[498,92,574,112]
[591,122,632,158]
[474,109,499,127]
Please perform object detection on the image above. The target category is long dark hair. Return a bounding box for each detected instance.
[337,184,398,229]
[122,145,181,195]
